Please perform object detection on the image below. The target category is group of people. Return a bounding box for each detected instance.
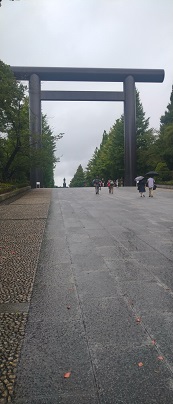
[93,176,156,197]
[93,177,119,195]
[137,177,156,197]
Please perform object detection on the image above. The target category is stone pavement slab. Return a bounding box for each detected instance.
[1,186,173,403]
[13,187,173,403]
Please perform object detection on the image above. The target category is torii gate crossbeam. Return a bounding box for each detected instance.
[11,66,164,188]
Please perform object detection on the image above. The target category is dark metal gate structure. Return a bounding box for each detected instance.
[11,66,164,187]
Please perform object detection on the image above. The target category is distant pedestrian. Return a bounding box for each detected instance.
[93,177,100,194]
[116,179,119,188]
[108,180,114,194]
[147,177,154,197]
[110,180,114,194]
[138,179,146,197]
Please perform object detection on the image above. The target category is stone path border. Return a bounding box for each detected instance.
[0,189,51,403]
[0,187,31,203]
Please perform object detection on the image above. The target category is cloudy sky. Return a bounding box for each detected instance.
[0,0,173,186]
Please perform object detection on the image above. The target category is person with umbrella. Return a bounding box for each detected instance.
[146,171,158,197]
[137,177,146,197]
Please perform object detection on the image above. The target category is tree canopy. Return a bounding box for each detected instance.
[69,164,85,187]
[158,86,173,172]
[0,60,63,187]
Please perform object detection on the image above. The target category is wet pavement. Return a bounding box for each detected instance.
[1,186,173,403]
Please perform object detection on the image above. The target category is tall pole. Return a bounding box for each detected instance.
[123,75,136,186]
[29,74,42,188]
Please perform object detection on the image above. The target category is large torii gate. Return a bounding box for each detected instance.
[11,66,164,187]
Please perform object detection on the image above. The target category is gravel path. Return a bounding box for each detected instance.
[0,189,51,403]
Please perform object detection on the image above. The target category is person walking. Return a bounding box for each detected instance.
[138,179,146,197]
[110,180,114,194]
[107,180,111,193]
[147,176,154,197]
[93,177,100,194]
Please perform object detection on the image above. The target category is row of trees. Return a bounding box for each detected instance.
[0,60,62,187]
[70,87,173,187]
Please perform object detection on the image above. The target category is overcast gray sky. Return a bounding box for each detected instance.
[0,0,173,186]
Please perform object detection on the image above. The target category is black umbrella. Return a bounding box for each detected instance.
[145,171,159,176]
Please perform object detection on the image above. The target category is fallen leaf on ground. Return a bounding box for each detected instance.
[64,372,71,378]
[129,300,134,306]
[138,362,143,367]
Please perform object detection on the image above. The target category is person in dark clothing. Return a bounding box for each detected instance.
[93,177,101,194]
[138,179,146,197]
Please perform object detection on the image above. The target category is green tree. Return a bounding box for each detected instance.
[103,117,124,181]
[155,161,172,182]
[70,164,85,187]
[135,89,156,174]
[160,86,173,127]
[157,86,173,172]
[0,59,26,181]
[0,60,63,186]
[26,107,62,186]
[85,89,156,183]
[85,131,111,185]
[41,115,63,187]
[85,147,99,185]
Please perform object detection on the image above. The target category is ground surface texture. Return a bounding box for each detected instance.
[0,186,173,404]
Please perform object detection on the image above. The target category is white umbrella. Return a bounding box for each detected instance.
[134,176,144,182]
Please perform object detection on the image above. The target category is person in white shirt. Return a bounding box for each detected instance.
[147,177,154,197]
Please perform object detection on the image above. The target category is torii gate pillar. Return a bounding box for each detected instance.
[29,74,43,188]
[124,75,136,186]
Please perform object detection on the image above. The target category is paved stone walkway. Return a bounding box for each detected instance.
[1,187,173,403]
[0,189,51,403]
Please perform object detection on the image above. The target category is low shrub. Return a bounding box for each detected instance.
[0,182,29,195]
